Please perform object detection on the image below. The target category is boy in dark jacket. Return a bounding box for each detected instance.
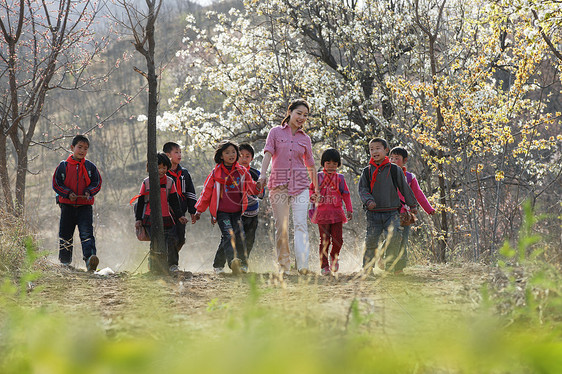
[237,143,265,272]
[52,135,102,272]
[358,138,418,274]
[163,142,197,261]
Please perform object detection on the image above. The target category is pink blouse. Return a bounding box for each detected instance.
[263,123,315,195]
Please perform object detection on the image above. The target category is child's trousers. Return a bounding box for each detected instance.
[363,210,405,271]
[58,204,96,264]
[241,214,258,267]
[147,225,178,267]
[398,224,411,266]
[175,221,186,252]
[213,211,246,269]
[317,222,343,270]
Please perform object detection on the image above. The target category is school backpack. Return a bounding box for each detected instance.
[130,177,174,220]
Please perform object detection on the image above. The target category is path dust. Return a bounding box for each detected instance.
[27,263,489,340]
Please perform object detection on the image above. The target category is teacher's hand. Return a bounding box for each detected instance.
[256,177,267,191]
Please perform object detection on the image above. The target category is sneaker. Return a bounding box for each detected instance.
[86,255,99,273]
[169,265,180,273]
[321,267,331,276]
[230,258,242,275]
[214,267,225,275]
[240,265,248,274]
[298,268,309,275]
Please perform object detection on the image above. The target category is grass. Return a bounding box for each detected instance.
[1,203,562,373]
[1,274,562,374]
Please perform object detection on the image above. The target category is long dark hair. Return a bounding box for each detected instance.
[280,98,310,126]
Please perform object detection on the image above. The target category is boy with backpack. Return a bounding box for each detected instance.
[133,153,188,273]
[358,138,418,274]
[163,142,197,264]
[53,135,102,272]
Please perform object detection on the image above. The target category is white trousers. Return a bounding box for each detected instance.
[269,187,310,272]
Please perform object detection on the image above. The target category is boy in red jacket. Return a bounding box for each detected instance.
[52,135,102,272]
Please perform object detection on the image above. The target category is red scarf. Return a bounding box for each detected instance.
[401,166,407,175]
[214,162,241,198]
[66,155,90,186]
[320,169,341,196]
[214,162,241,185]
[369,156,390,192]
[168,167,183,197]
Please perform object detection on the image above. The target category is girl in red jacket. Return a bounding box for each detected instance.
[193,140,260,275]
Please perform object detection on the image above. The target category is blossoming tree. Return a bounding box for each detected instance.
[161,0,561,260]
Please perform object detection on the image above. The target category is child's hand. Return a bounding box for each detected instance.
[84,191,91,199]
[211,216,217,225]
[192,212,201,224]
[178,216,188,224]
[410,208,418,215]
[346,211,353,221]
[367,200,376,210]
[135,220,143,228]
[69,192,77,201]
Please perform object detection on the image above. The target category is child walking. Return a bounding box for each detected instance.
[390,147,436,268]
[163,142,197,271]
[192,140,260,275]
[53,134,102,272]
[309,149,353,275]
[358,138,418,274]
[238,143,265,270]
[133,153,188,273]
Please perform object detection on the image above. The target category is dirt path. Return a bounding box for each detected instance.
[27,263,489,340]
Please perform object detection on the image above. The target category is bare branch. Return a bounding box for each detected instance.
[532,9,562,62]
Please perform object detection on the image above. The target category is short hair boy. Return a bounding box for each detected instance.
[52,135,102,272]
[235,143,264,272]
[163,142,197,270]
[358,138,418,274]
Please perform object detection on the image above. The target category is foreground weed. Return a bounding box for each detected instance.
[494,201,562,325]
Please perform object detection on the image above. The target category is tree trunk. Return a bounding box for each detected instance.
[145,1,167,275]
[427,14,449,262]
[14,147,27,216]
[0,133,15,214]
